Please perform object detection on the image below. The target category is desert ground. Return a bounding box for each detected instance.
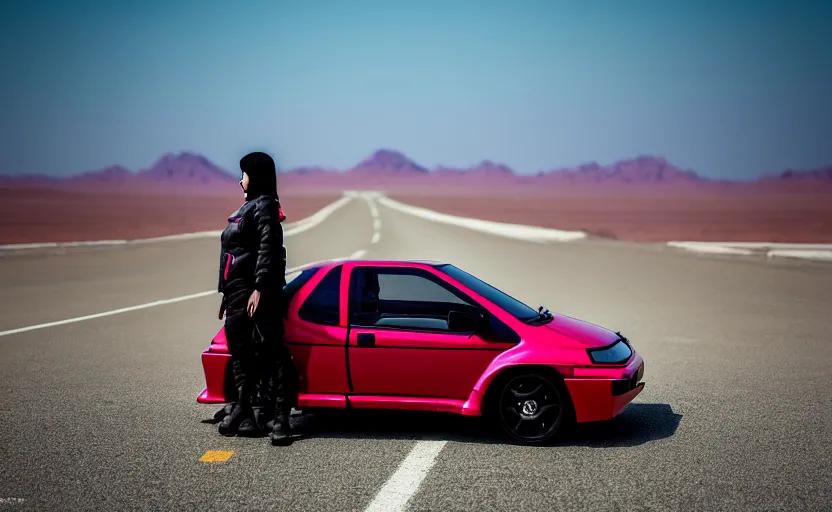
[0,187,341,244]
[2,185,831,245]
[387,190,832,243]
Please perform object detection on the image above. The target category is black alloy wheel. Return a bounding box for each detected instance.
[497,373,564,444]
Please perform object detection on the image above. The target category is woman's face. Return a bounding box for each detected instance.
[240,172,250,194]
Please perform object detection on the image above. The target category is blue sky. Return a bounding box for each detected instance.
[0,0,830,179]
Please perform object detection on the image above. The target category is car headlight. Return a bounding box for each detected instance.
[587,339,633,364]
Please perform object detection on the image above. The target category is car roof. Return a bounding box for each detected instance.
[297,258,448,271]
[352,258,447,266]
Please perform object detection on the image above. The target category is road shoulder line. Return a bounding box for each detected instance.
[0,261,338,338]
[0,195,354,252]
[666,241,832,261]
[376,196,586,242]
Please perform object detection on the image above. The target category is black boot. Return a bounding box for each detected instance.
[218,387,251,437]
[269,397,292,446]
[238,406,269,437]
[269,415,292,446]
[212,403,235,423]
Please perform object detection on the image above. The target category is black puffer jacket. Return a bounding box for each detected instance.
[218,196,287,295]
[218,151,287,296]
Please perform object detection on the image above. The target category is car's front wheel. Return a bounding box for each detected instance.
[495,372,566,444]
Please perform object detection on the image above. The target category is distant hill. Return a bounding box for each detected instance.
[535,156,704,184]
[350,149,429,174]
[1,149,830,194]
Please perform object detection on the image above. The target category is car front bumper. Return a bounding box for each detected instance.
[564,353,645,423]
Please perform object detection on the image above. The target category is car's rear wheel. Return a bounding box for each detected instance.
[496,372,565,444]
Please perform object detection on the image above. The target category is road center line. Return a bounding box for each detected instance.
[365,195,380,219]
[363,440,447,512]
[360,192,382,249]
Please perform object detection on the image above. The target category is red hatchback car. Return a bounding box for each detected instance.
[198,259,645,444]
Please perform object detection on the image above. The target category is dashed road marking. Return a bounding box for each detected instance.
[363,440,447,512]
[362,193,382,247]
[200,450,234,463]
[368,202,380,219]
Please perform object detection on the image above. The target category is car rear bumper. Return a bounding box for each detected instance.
[564,355,645,423]
[196,350,230,404]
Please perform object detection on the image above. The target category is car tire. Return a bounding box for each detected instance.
[492,371,567,445]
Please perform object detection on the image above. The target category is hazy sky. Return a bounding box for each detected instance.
[1,0,830,179]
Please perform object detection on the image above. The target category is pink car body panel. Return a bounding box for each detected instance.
[197,259,645,424]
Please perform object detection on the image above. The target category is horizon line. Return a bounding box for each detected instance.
[1,148,830,182]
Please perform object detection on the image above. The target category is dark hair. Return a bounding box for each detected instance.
[240,151,277,198]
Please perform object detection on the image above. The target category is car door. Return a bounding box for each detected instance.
[346,265,516,399]
[285,264,351,396]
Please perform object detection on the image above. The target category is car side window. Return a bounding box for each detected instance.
[298,265,342,326]
[377,273,470,305]
[350,267,481,332]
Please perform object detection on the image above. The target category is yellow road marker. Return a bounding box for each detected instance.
[200,450,234,463]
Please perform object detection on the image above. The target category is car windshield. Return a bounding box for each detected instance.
[435,264,540,322]
[283,267,320,301]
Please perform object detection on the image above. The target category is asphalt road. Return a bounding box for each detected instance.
[1,194,830,511]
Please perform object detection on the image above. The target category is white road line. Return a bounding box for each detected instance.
[284,195,353,236]
[767,249,832,261]
[666,241,754,256]
[0,290,217,337]
[667,241,832,250]
[0,240,129,250]
[361,192,382,247]
[666,241,832,261]
[1,193,374,337]
[361,191,381,218]
[378,196,586,242]
[363,440,447,512]
[0,261,337,338]
[0,196,354,252]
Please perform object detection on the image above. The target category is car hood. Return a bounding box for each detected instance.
[537,314,621,348]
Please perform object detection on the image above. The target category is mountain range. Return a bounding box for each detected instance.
[2,149,831,193]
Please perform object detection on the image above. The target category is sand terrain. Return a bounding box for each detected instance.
[0,188,340,244]
[1,185,831,244]
[388,191,832,243]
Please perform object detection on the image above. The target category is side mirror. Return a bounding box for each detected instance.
[448,310,488,333]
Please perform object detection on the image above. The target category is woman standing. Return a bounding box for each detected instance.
[216,151,296,446]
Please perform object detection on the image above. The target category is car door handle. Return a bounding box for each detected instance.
[357,333,375,347]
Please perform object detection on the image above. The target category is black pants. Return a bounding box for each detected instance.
[224,287,297,424]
